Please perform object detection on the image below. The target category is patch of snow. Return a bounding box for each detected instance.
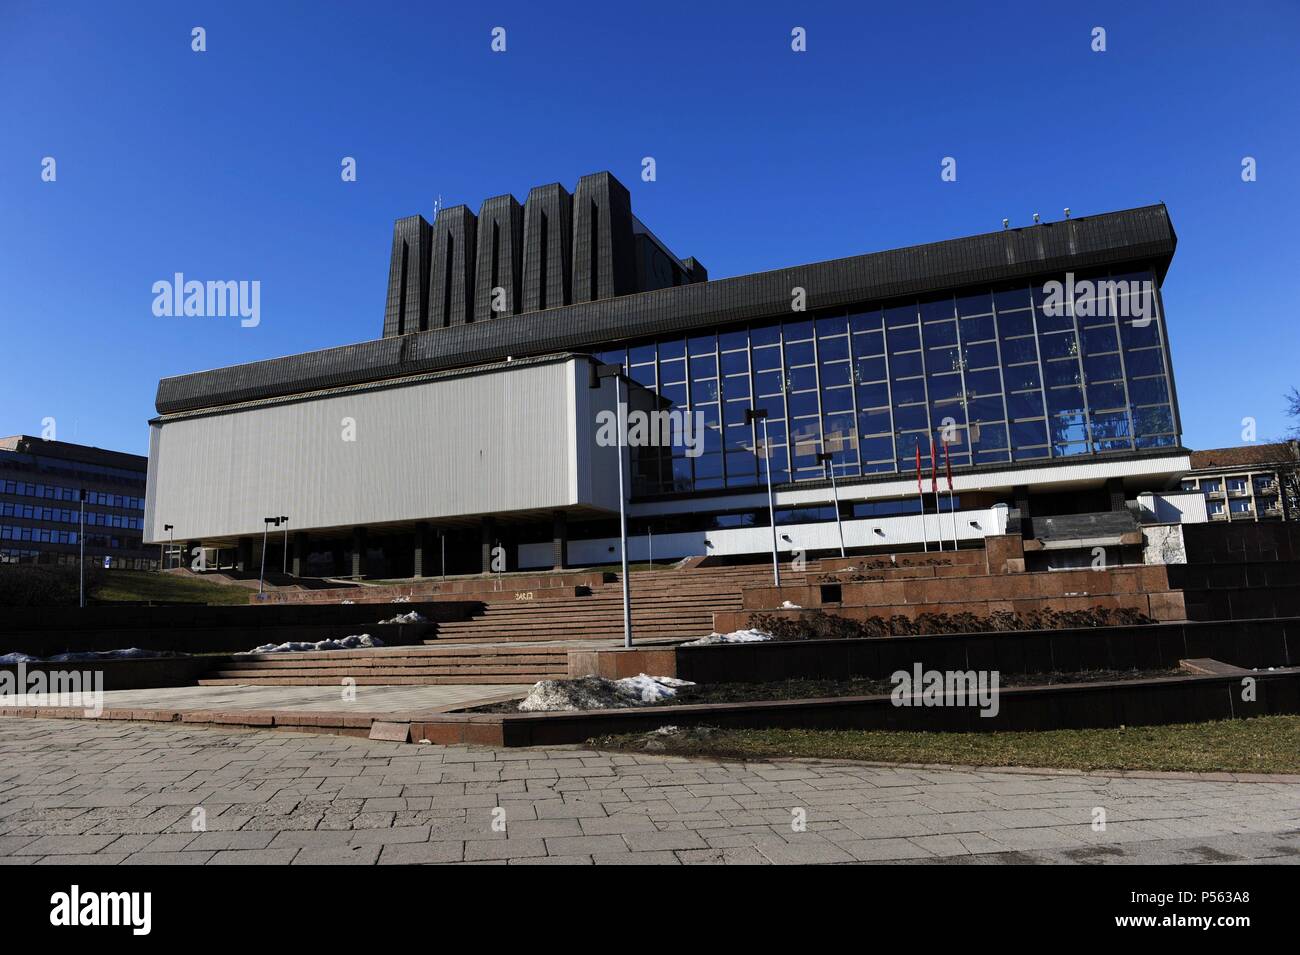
[391,596,412,603]
[340,599,355,605]
[680,628,774,647]
[242,633,383,654]
[2,649,182,664]
[517,674,695,712]
[615,673,693,703]
[0,652,41,664]
[378,611,425,625]
[781,600,801,609]
[47,649,183,662]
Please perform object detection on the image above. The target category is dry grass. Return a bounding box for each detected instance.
[591,716,1300,774]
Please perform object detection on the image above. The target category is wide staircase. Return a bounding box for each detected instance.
[196,644,571,687]
[428,563,809,645]
[193,561,815,686]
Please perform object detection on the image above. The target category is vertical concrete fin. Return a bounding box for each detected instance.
[382,215,431,337]
[430,205,478,327]
[572,171,636,303]
[474,194,524,321]
[521,183,573,313]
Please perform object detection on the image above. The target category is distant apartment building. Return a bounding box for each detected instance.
[1182,442,1299,522]
[0,435,155,569]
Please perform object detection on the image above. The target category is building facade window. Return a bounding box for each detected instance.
[595,267,1178,496]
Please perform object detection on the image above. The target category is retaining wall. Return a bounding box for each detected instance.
[414,669,1300,746]
[569,617,1300,684]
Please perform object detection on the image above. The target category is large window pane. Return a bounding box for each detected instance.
[1129,377,1169,406]
[957,291,993,317]
[1083,354,1123,383]
[994,286,1032,311]
[859,408,892,435]
[857,382,889,408]
[1000,337,1037,364]
[884,303,917,328]
[1125,348,1165,378]
[960,315,995,342]
[1006,392,1044,419]
[1087,381,1127,410]
[963,341,999,369]
[855,356,887,383]
[889,352,924,378]
[1008,418,1050,446]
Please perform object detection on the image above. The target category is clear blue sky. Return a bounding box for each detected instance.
[2,1,1297,457]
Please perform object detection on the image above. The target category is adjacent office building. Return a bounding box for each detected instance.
[1182,442,1299,522]
[145,171,1194,577]
[0,435,154,570]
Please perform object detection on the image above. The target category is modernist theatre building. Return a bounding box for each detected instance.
[146,172,1190,577]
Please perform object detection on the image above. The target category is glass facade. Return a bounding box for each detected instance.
[596,268,1179,495]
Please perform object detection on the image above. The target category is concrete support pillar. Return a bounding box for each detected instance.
[290,532,308,577]
[413,522,432,578]
[351,527,368,578]
[480,518,496,574]
[552,510,568,570]
[237,537,253,574]
[1012,485,1031,537]
[1106,477,1126,512]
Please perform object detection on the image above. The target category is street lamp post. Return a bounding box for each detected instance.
[815,451,847,558]
[746,408,781,586]
[259,516,280,595]
[596,363,632,648]
[78,489,86,608]
[162,522,173,571]
[281,515,289,576]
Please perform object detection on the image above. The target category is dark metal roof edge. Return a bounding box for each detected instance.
[0,435,149,469]
[148,352,599,425]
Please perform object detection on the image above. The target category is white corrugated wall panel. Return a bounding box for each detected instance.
[146,360,588,543]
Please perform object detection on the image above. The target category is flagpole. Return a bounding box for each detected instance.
[934,484,944,551]
[944,440,959,551]
[915,440,928,553]
[948,486,959,551]
[930,435,943,551]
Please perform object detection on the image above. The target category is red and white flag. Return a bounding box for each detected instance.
[944,440,953,492]
[915,440,923,495]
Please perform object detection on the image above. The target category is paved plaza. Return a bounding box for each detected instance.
[0,719,1296,865]
[2,682,530,715]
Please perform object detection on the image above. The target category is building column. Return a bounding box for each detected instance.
[1012,485,1031,537]
[480,517,496,573]
[290,532,308,577]
[351,527,368,578]
[413,522,432,578]
[552,510,568,570]
[1105,477,1126,511]
[237,537,253,574]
